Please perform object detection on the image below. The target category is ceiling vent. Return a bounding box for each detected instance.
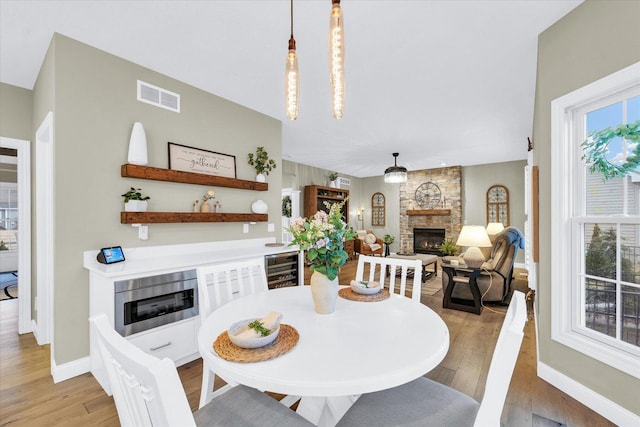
[137,80,180,113]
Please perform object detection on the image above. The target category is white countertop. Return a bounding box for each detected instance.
[83,238,299,279]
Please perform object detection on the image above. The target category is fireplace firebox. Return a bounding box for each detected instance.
[413,228,446,255]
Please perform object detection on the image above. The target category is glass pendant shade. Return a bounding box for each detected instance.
[384,153,407,183]
[329,0,344,119]
[285,37,299,120]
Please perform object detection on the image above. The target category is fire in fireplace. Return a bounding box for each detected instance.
[413,228,446,255]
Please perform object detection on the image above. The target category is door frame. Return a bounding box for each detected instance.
[0,136,31,334]
[35,112,53,345]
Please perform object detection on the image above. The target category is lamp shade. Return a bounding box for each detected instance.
[486,222,505,236]
[456,225,492,248]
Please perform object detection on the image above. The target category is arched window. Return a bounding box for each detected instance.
[486,185,509,226]
[371,192,385,226]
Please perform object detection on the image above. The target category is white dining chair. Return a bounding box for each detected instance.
[90,313,312,427]
[196,257,270,408]
[355,254,423,301]
[336,290,527,427]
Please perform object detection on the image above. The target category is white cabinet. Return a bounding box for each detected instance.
[127,317,197,363]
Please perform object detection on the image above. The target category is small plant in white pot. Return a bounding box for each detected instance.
[328,172,339,188]
[122,187,150,212]
[248,146,276,182]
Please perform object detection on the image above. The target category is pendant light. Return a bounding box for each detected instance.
[329,0,345,119]
[384,153,408,183]
[285,0,299,120]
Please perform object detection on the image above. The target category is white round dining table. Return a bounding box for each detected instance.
[197,285,449,426]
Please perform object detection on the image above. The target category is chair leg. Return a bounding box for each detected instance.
[199,360,235,408]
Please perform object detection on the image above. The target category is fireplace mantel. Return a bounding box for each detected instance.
[406,209,451,216]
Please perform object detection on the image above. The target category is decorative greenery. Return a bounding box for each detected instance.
[202,189,215,203]
[121,187,150,203]
[0,241,8,251]
[248,320,272,337]
[282,195,292,218]
[248,146,277,176]
[383,234,395,245]
[286,200,357,280]
[328,172,339,181]
[581,121,640,180]
[437,237,460,256]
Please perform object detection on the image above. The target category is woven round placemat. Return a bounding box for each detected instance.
[213,324,299,363]
[338,287,390,302]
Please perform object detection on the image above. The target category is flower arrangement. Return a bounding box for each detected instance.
[202,189,215,203]
[248,146,277,176]
[383,234,395,245]
[286,200,357,280]
[328,171,339,182]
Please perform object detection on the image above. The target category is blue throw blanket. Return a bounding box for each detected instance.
[500,226,525,250]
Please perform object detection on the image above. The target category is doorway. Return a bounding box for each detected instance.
[0,136,31,334]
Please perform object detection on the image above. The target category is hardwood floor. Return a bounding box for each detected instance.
[0,260,615,426]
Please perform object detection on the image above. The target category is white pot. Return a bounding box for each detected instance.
[127,122,148,165]
[124,200,148,212]
[251,199,268,214]
[256,173,266,182]
[310,271,339,314]
[329,180,337,188]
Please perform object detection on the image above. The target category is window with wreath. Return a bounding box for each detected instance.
[551,63,639,377]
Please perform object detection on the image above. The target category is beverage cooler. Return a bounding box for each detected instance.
[264,251,301,289]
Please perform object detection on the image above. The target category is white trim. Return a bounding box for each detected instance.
[0,136,32,334]
[537,361,640,426]
[51,356,91,384]
[550,62,640,378]
[35,112,54,350]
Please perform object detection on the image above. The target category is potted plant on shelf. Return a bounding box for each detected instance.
[122,187,150,212]
[248,146,276,182]
[328,172,339,188]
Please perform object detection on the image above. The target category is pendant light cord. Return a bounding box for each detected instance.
[290,0,294,38]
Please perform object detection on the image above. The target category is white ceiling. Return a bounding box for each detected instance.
[0,0,582,177]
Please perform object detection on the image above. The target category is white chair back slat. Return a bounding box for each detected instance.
[355,255,423,301]
[90,313,196,427]
[473,290,527,426]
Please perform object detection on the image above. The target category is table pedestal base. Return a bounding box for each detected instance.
[296,395,360,427]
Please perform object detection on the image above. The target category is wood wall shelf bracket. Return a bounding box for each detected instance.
[121,164,268,191]
[406,209,451,216]
[121,212,268,224]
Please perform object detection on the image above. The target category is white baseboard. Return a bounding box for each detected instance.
[514,262,526,269]
[31,319,42,344]
[52,356,90,384]
[537,361,640,426]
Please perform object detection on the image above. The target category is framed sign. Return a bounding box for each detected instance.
[168,142,236,178]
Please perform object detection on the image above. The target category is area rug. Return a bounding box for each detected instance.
[0,271,18,301]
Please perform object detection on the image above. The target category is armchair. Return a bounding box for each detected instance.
[354,230,384,256]
[442,227,524,304]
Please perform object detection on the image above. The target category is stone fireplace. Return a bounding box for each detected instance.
[399,166,463,254]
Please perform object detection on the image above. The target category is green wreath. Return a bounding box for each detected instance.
[281,195,292,218]
[581,121,640,180]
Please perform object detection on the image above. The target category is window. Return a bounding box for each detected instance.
[371,192,385,227]
[486,185,509,226]
[551,62,640,378]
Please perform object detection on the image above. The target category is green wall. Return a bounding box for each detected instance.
[0,83,33,141]
[45,34,282,364]
[533,0,640,415]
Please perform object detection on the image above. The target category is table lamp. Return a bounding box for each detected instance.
[456,225,492,268]
[486,222,505,243]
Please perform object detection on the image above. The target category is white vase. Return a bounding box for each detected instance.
[127,122,148,165]
[310,271,339,314]
[256,173,266,182]
[329,180,337,188]
[124,200,148,212]
[251,199,268,214]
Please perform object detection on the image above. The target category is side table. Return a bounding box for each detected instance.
[441,263,484,315]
